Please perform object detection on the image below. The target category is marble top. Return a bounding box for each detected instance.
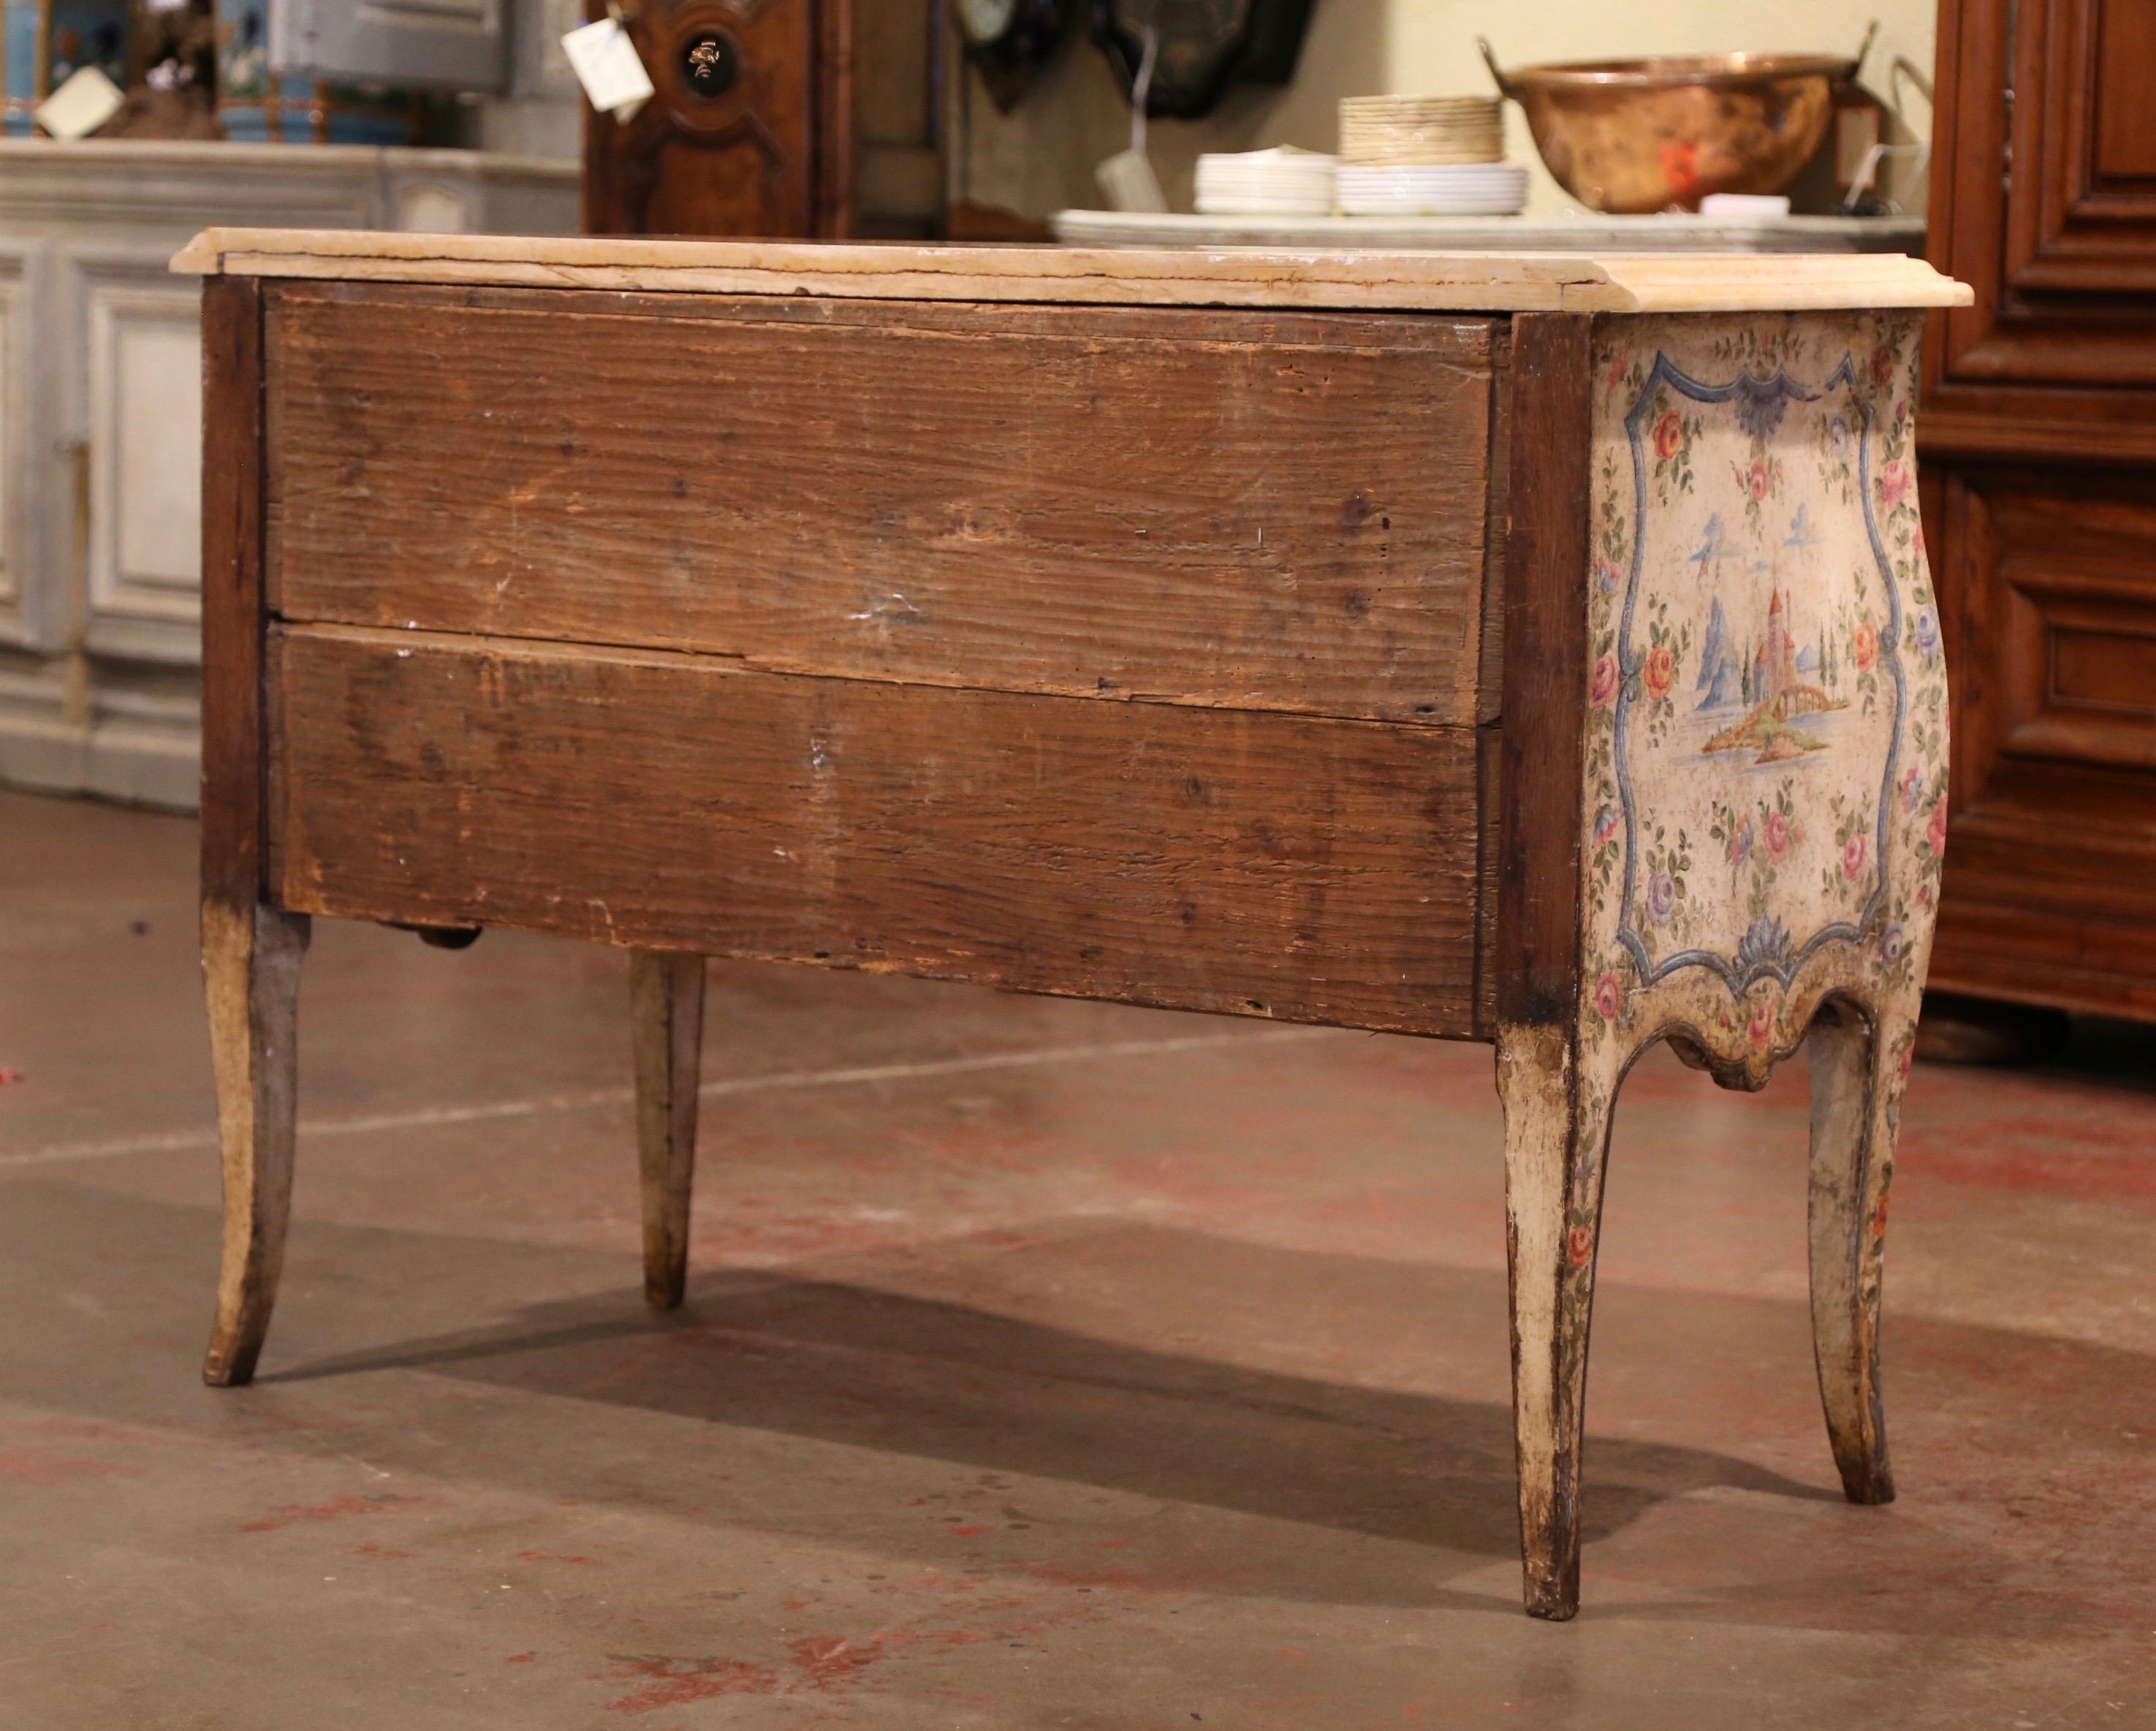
[173,227,1971,313]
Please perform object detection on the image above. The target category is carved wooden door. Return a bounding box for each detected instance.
[582,0,851,238]
[1921,0,2156,1017]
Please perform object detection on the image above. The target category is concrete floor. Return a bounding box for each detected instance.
[1,785,2152,1729]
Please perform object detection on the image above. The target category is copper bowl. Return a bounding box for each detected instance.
[1478,29,1872,214]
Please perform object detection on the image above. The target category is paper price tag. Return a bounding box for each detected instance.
[36,66,125,141]
[561,17,653,123]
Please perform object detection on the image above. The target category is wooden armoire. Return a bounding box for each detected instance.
[581,0,946,240]
[1921,0,2156,1022]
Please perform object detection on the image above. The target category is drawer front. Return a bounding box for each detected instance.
[267,624,1487,1037]
[265,284,1499,727]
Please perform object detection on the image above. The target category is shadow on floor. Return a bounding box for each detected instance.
[262,1219,1842,1566]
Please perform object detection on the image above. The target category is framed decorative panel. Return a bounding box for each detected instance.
[75,257,205,663]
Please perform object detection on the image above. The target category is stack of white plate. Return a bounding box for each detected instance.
[1193,148,1338,217]
[1338,95,1505,167]
[1335,162,1528,216]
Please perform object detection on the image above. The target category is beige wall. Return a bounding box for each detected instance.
[955,0,1933,220]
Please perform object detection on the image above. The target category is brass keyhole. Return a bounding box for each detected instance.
[680,31,740,99]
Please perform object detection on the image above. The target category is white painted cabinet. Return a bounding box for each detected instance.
[0,140,577,808]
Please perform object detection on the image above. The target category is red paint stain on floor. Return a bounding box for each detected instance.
[787,1635,887,1689]
[238,1494,420,1533]
[0,1450,143,1487]
[1900,1125,2156,1203]
[602,1656,783,1713]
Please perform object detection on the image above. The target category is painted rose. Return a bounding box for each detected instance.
[1726,813,1754,865]
[1605,352,1630,389]
[1594,558,1622,596]
[1927,799,1949,858]
[1642,643,1676,702]
[1842,835,1868,880]
[1899,764,1924,812]
[1645,870,1677,925]
[1593,804,1620,849]
[1870,1192,1890,1239]
[1764,808,1791,859]
[1880,460,1913,509]
[1747,997,1775,1049]
[1914,608,1940,661]
[1566,1225,1595,1268]
[1851,620,1878,673]
[1741,459,1772,501]
[1898,1044,1916,1084]
[1590,652,1620,706]
[1913,521,1927,559]
[1870,342,1897,387]
[1652,411,1684,462]
[1593,971,1624,1022]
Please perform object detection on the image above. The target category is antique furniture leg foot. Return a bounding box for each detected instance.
[202,901,311,1387]
[1497,1024,1614,1621]
[630,950,705,1309]
[1807,994,1917,1505]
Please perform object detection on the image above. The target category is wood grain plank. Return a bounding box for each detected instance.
[267,623,1485,1037]
[265,283,1496,726]
[1494,313,1595,1028]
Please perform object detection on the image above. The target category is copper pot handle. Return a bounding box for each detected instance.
[1476,37,1518,101]
[1844,18,1880,85]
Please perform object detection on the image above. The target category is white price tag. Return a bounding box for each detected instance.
[36,66,125,141]
[561,17,653,123]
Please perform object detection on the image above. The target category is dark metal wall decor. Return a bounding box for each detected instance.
[951,0,1071,113]
[1092,0,1314,119]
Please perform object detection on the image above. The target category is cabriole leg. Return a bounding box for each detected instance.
[1807,993,1918,1505]
[631,950,705,1309]
[1497,1022,1616,1621]
[202,900,311,1387]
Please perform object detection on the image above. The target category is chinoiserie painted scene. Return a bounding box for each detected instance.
[1579,310,1947,1084]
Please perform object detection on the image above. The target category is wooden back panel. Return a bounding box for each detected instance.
[264,284,1500,728]
[267,624,1489,1037]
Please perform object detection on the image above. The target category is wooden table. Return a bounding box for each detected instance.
[179,229,1969,1620]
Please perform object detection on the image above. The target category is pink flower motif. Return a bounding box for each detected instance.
[1880,461,1913,509]
[1747,997,1775,1049]
[1741,459,1772,501]
[1593,805,1620,848]
[1726,813,1754,865]
[1593,972,1625,1022]
[1899,764,1924,811]
[1642,643,1676,702]
[1606,353,1629,389]
[1652,411,1684,463]
[1566,1226,1595,1268]
[1764,809,1791,859]
[1590,653,1620,707]
[1927,800,1949,858]
[1852,621,1878,673]
[1594,558,1622,596]
[1913,522,1927,559]
[1842,835,1869,880]
[1898,1045,1915,1084]
[1870,343,1897,387]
